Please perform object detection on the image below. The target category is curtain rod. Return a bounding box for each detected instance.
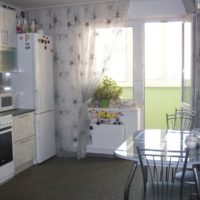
[24,0,121,11]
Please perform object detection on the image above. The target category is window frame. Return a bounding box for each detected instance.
[144,21,192,88]
[96,27,134,87]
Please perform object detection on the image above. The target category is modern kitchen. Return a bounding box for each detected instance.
[0,1,200,199]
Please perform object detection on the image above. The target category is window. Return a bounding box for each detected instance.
[95,27,133,87]
[145,22,192,87]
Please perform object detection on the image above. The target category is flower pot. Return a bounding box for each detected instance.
[100,99,109,108]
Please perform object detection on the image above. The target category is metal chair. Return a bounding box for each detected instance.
[137,147,189,200]
[166,108,196,131]
[189,164,200,200]
[167,109,197,195]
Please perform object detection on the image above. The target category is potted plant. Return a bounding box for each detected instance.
[93,76,122,107]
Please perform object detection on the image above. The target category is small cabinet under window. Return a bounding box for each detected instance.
[87,124,125,154]
[87,108,140,154]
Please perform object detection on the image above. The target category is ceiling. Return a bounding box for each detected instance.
[4,0,171,9]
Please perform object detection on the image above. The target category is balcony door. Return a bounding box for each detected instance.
[144,21,192,129]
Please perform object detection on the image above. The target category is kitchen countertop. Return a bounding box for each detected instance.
[0,109,35,117]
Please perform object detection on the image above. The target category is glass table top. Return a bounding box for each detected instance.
[114,129,200,168]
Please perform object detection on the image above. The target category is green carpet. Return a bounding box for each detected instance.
[0,156,142,200]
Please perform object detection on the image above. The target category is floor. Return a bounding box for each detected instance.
[0,156,142,200]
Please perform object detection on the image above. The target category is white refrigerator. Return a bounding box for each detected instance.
[12,33,56,163]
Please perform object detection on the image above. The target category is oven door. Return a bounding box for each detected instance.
[0,128,13,166]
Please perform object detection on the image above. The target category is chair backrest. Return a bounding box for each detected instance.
[166,108,196,131]
[137,147,189,200]
[175,108,196,117]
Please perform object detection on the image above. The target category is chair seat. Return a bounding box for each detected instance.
[137,148,189,200]
[144,182,190,200]
[175,170,200,183]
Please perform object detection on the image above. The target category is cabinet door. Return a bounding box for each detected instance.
[13,112,34,142]
[0,8,16,47]
[4,8,16,47]
[14,136,35,168]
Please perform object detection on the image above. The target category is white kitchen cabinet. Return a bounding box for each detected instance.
[14,136,35,169]
[13,112,35,174]
[12,112,34,142]
[0,7,16,47]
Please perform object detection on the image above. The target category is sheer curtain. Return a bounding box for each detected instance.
[27,0,130,158]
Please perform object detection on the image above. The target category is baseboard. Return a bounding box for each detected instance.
[87,152,115,158]
[15,160,34,175]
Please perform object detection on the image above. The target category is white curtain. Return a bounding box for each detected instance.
[26,0,130,158]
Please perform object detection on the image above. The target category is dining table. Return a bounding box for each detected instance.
[114,129,200,200]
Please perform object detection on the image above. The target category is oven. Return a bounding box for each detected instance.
[0,115,14,184]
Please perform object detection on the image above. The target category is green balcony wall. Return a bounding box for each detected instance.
[122,87,182,129]
[145,87,181,129]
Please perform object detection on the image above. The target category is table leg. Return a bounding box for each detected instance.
[124,161,138,200]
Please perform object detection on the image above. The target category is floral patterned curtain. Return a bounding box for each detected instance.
[27,0,130,158]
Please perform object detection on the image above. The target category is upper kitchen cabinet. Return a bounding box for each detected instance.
[0,7,17,72]
[0,7,16,48]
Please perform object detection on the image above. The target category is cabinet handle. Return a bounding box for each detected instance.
[19,114,29,118]
[2,31,4,45]
[6,30,8,45]
[20,138,31,144]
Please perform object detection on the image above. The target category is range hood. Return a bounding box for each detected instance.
[0,47,17,72]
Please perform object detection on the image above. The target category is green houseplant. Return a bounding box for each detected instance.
[93,76,122,107]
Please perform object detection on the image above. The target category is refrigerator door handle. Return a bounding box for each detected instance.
[35,89,41,112]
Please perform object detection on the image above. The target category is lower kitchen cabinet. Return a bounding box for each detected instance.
[12,112,35,174]
[14,136,35,170]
